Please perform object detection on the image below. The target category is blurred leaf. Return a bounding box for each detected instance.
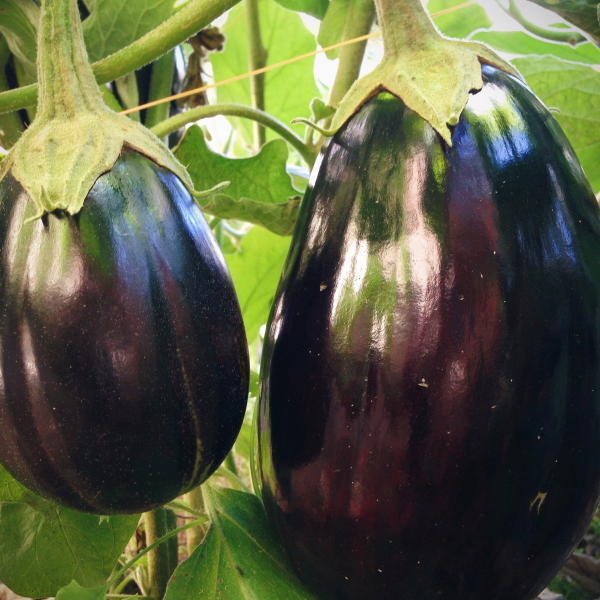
[249,369,261,399]
[317,0,348,58]
[527,0,600,43]
[287,164,310,193]
[55,581,107,600]
[234,394,257,466]
[429,0,492,39]
[83,0,179,62]
[211,2,320,145]
[176,126,297,205]
[225,227,290,345]
[513,54,600,192]
[471,31,600,64]
[164,486,314,600]
[550,575,595,599]
[0,0,39,82]
[0,466,139,598]
[274,0,328,19]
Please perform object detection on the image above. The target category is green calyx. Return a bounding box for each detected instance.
[330,0,519,145]
[0,0,194,218]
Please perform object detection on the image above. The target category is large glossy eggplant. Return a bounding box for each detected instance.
[258,65,600,599]
[0,150,249,514]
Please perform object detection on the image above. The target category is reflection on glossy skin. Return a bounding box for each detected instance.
[258,66,600,599]
[0,151,249,514]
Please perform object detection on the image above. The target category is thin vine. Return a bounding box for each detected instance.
[0,0,242,114]
[151,103,316,165]
[500,0,585,45]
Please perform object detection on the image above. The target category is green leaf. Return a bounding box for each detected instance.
[175,126,300,234]
[317,0,348,59]
[513,54,600,193]
[0,0,39,83]
[471,31,600,65]
[273,0,328,19]
[201,193,301,236]
[164,487,314,600]
[0,469,139,599]
[310,97,335,122]
[0,465,34,504]
[527,0,600,44]
[429,0,492,39]
[211,2,320,144]
[55,581,107,600]
[82,0,179,62]
[225,227,290,345]
[176,126,297,205]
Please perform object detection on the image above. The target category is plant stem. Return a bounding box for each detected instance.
[164,508,179,577]
[504,0,585,45]
[109,518,208,589]
[151,103,316,165]
[101,85,126,112]
[144,509,172,600]
[246,0,267,148]
[145,50,176,130]
[37,0,103,121]
[374,0,438,55]
[328,0,375,110]
[0,63,23,148]
[315,0,375,147]
[184,486,206,556]
[112,571,138,595]
[0,0,242,115]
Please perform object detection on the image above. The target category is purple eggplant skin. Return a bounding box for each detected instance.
[0,150,249,514]
[258,65,600,600]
